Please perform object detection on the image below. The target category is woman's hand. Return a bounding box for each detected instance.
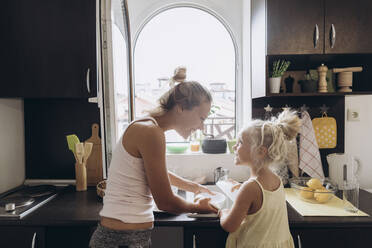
[193,184,215,195]
[194,197,219,214]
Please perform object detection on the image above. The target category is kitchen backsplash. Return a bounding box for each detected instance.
[0,99,25,194]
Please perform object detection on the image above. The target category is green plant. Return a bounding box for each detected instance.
[271,60,291,77]
[208,104,220,116]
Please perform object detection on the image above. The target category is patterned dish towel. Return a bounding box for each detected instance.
[299,111,325,179]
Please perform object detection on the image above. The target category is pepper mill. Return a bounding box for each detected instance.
[317,64,328,93]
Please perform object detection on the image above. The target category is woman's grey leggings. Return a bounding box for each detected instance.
[89,223,152,248]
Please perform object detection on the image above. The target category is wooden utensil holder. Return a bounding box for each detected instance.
[75,162,87,191]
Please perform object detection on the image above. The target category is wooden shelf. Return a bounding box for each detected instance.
[256,91,372,98]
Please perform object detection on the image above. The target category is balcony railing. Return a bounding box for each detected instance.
[204,116,235,140]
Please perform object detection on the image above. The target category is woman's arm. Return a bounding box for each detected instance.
[134,124,216,214]
[168,171,213,194]
[219,181,258,233]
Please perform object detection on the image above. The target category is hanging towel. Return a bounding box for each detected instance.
[299,111,325,179]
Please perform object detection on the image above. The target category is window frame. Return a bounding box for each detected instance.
[132,3,243,143]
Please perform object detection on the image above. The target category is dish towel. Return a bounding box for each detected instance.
[299,111,325,179]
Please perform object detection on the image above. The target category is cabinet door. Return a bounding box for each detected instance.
[0,226,45,248]
[184,227,228,248]
[325,0,372,54]
[46,226,96,248]
[291,227,372,248]
[9,0,96,98]
[267,0,324,55]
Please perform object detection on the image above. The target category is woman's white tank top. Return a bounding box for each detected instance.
[99,117,158,223]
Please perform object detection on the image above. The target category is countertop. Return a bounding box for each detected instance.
[1,186,372,229]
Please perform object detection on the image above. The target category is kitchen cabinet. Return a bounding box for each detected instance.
[291,227,372,248]
[266,0,324,55]
[266,0,372,55]
[324,0,372,54]
[45,226,96,248]
[2,0,96,98]
[184,227,228,248]
[0,226,45,248]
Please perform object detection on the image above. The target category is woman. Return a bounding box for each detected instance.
[90,67,217,248]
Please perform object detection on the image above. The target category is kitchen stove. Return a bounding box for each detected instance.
[0,185,59,219]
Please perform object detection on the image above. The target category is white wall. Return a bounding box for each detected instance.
[345,95,372,189]
[0,99,25,194]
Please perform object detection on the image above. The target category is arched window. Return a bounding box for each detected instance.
[134,7,236,142]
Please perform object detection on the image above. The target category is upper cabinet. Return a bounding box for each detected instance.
[2,0,97,98]
[266,0,372,55]
[324,0,372,54]
[267,0,324,55]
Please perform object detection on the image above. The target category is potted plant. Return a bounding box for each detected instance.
[269,60,291,93]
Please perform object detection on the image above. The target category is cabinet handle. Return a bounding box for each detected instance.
[297,234,302,248]
[193,234,196,248]
[31,232,37,248]
[330,24,336,48]
[314,24,319,48]
[86,68,91,94]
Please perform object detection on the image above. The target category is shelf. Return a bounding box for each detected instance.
[257,91,372,98]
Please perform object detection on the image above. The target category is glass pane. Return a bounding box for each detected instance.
[111,0,130,142]
[134,7,236,142]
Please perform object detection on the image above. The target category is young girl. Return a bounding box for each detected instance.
[90,67,217,248]
[219,110,301,248]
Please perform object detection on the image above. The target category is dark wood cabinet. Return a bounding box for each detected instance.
[0,226,45,248]
[184,227,228,248]
[2,0,96,98]
[266,0,372,55]
[324,0,372,54]
[267,0,324,55]
[46,226,96,248]
[291,227,372,248]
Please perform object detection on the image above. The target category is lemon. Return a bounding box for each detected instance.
[306,178,323,190]
[299,187,314,199]
[314,188,331,203]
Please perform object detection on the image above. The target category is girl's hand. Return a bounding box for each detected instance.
[194,197,219,214]
[231,183,241,192]
[228,179,241,192]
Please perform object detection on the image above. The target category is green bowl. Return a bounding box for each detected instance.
[166,143,189,154]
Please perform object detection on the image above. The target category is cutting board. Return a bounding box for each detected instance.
[85,123,103,186]
[285,188,369,217]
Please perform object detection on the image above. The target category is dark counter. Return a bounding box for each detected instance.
[1,186,372,228]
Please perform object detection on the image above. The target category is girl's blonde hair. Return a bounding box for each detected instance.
[240,109,302,170]
[148,67,212,116]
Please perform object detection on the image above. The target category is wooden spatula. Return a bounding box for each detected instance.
[75,143,85,164]
[83,142,93,163]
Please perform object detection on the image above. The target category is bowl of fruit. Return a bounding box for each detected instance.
[289,177,337,204]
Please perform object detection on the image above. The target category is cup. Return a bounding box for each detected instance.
[343,181,359,213]
[227,139,236,154]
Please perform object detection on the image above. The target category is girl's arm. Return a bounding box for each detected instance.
[168,171,213,194]
[136,125,216,214]
[219,181,259,233]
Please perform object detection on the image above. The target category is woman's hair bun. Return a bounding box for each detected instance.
[169,66,187,87]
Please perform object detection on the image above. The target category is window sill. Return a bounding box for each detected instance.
[166,152,234,158]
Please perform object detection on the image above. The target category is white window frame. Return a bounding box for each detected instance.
[132,3,247,140]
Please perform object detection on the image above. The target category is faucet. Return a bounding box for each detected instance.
[214,167,229,184]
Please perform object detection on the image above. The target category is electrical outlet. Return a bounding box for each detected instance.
[347,109,360,121]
